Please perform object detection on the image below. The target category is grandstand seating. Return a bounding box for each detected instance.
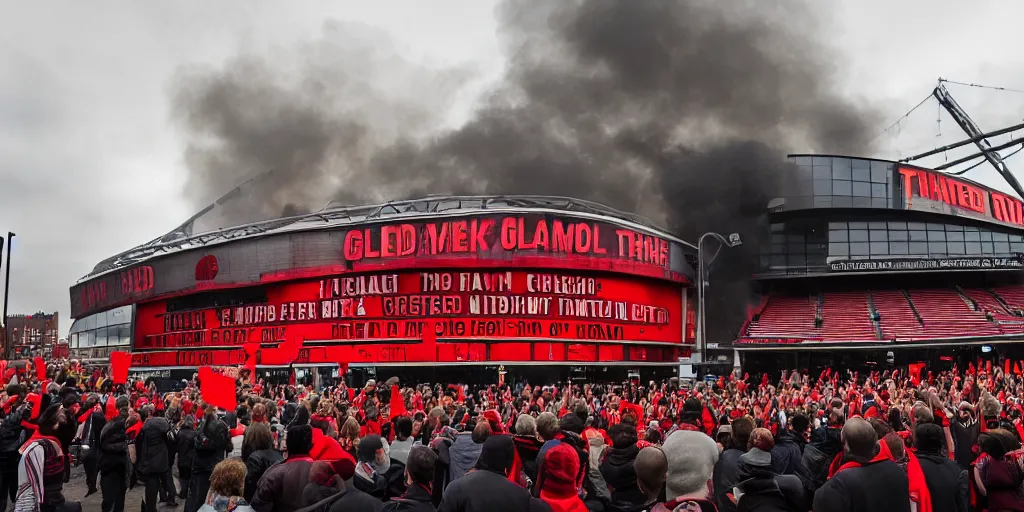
[741,285,1024,343]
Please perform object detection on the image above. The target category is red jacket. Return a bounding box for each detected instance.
[310,429,348,462]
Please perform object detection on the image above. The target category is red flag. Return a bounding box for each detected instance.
[390,385,407,418]
[985,360,993,375]
[0,361,7,386]
[104,396,118,421]
[198,367,237,411]
[33,357,45,381]
[908,363,925,387]
[1014,362,1022,376]
[1005,359,1012,375]
[338,362,348,376]
[261,338,301,366]
[110,351,131,384]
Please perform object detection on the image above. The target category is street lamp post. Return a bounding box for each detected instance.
[694,232,741,368]
[3,232,13,361]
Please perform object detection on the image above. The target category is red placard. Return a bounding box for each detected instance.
[132,269,684,366]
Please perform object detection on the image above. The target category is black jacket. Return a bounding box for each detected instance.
[801,427,843,494]
[98,413,130,474]
[600,444,645,507]
[734,462,805,512]
[383,483,436,512]
[770,430,806,477]
[175,426,198,470]
[438,469,551,512]
[82,410,105,452]
[949,419,979,470]
[137,417,171,475]
[812,449,910,512]
[0,403,29,456]
[713,448,745,512]
[191,417,229,474]
[244,448,283,502]
[917,451,968,512]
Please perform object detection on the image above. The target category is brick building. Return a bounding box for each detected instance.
[3,312,59,359]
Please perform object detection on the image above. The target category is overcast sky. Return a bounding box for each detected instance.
[3,0,1024,334]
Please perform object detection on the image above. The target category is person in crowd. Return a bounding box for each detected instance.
[812,417,911,512]
[137,404,175,511]
[15,403,77,512]
[339,416,361,458]
[652,430,719,512]
[382,445,437,512]
[973,429,1024,512]
[186,406,230,512]
[600,422,644,509]
[309,414,347,462]
[77,393,105,498]
[175,415,198,503]
[536,443,587,512]
[197,458,254,512]
[732,428,805,511]
[713,416,754,512]
[98,396,131,512]
[514,414,545,487]
[438,435,550,512]
[0,383,29,510]
[535,412,560,465]
[914,423,968,512]
[801,406,844,495]
[771,413,808,477]
[301,460,345,508]
[949,402,979,471]
[584,428,611,505]
[633,446,668,511]
[390,417,415,466]
[252,424,315,512]
[447,421,488,483]
[241,422,282,503]
[354,434,391,499]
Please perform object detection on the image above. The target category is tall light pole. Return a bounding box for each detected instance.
[694,232,741,368]
[3,232,13,361]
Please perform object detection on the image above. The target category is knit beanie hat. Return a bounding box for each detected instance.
[541,443,580,496]
[662,430,719,499]
[475,435,515,474]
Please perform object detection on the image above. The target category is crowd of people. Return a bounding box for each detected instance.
[0,361,1021,512]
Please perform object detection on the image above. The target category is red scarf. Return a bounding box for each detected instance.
[19,432,60,454]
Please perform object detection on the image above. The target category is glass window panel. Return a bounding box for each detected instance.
[910,231,928,241]
[772,234,786,244]
[771,255,786,267]
[928,231,946,242]
[909,242,929,255]
[890,242,909,255]
[995,242,1010,254]
[890,231,908,241]
[835,196,855,207]
[849,230,869,242]
[95,328,108,347]
[868,222,888,229]
[81,315,95,331]
[965,231,981,242]
[981,231,993,242]
[928,241,947,255]
[69,333,78,349]
[787,243,805,253]
[828,222,847,230]
[947,242,966,255]
[1012,242,1024,253]
[870,161,889,182]
[829,243,849,256]
[870,242,888,255]
[1010,235,1023,243]
[947,231,965,242]
[887,222,907,229]
[772,244,786,254]
[814,180,832,195]
[82,331,95,348]
[927,223,945,231]
[993,232,1009,242]
[830,230,848,242]
[907,222,927,230]
[870,230,888,242]
[812,156,833,165]
[965,226,979,232]
[813,166,832,180]
[850,242,870,256]
[815,198,834,208]
[852,158,870,170]
[833,180,852,196]
[852,182,871,197]
[771,223,785,232]
[982,242,994,254]
[871,183,887,198]
[966,242,982,254]
[945,224,964,231]
[117,326,131,346]
[853,197,872,208]
[852,167,871,182]
[872,198,889,209]
[849,222,868,229]
[788,233,806,243]
[95,312,108,329]
[832,158,852,179]
[794,156,812,165]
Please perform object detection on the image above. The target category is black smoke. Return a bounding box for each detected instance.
[171,0,880,341]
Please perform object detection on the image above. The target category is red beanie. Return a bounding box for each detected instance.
[541,443,580,497]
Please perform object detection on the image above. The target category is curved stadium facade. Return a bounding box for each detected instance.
[68,196,697,382]
[739,155,1024,373]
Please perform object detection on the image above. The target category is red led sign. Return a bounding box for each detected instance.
[132,270,685,366]
[898,166,1024,227]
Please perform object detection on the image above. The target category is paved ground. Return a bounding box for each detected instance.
[2,464,174,512]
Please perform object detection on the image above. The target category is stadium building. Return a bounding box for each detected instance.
[68,196,697,384]
[738,154,1024,375]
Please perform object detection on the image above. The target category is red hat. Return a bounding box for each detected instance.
[182,399,194,416]
[330,454,357,481]
[541,443,580,497]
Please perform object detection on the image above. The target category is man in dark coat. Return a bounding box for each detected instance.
[78,395,106,497]
[771,413,808,476]
[812,418,911,512]
[915,423,968,512]
[713,417,753,512]
[185,408,229,512]
[438,435,551,512]
[599,423,645,509]
[137,406,173,512]
[0,383,28,510]
[252,424,316,512]
[98,396,131,512]
[382,445,438,512]
[175,415,198,502]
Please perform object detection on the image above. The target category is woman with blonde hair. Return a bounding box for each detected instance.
[198,458,254,512]
[339,415,361,458]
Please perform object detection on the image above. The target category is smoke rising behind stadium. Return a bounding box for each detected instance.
[171,0,880,340]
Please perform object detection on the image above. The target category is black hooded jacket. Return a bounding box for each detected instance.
[770,429,806,476]
[600,443,645,507]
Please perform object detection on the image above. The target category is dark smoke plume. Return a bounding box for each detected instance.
[172,0,880,341]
